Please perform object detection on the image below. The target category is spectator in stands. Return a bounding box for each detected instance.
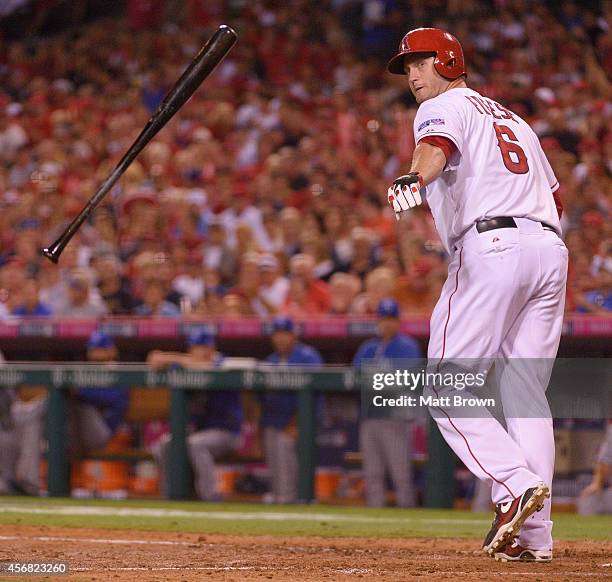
[172,250,205,309]
[11,277,53,316]
[153,253,184,309]
[287,254,331,313]
[278,207,303,258]
[359,193,396,251]
[346,227,380,282]
[235,223,262,259]
[0,263,27,314]
[395,258,440,315]
[11,331,128,495]
[222,292,250,317]
[283,274,320,317]
[574,237,612,313]
[325,208,353,274]
[352,267,397,315]
[118,193,163,260]
[301,230,335,281]
[0,0,609,318]
[218,187,269,251]
[229,253,262,315]
[11,227,40,274]
[0,103,28,154]
[577,421,612,514]
[255,254,289,315]
[260,316,323,503]
[575,269,612,313]
[328,272,361,315]
[53,270,108,318]
[133,279,181,317]
[91,251,138,315]
[202,219,238,287]
[353,299,421,507]
[90,208,120,255]
[261,209,283,255]
[148,328,242,501]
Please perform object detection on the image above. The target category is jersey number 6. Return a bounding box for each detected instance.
[494,123,529,174]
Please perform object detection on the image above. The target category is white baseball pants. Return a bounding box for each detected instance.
[154,429,239,500]
[427,218,568,551]
[360,418,415,508]
[264,427,298,504]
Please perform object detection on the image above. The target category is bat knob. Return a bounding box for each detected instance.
[41,246,60,264]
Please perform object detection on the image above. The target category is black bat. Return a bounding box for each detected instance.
[41,24,237,263]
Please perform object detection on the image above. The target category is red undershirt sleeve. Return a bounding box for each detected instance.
[418,135,457,163]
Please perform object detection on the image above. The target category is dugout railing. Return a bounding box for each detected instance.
[0,364,456,507]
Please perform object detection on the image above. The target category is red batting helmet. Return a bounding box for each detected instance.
[387,28,466,79]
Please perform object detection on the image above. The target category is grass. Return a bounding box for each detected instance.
[0,496,610,541]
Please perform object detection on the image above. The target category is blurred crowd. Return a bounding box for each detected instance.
[0,0,610,320]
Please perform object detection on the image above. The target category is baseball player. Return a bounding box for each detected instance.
[577,420,612,515]
[386,28,568,561]
[0,349,20,495]
[0,388,19,495]
[260,316,323,504]
[12,331,128,494]
[148,328,242,501]
[353,298,421,507]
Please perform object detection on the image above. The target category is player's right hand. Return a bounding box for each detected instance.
[388,172,424,220]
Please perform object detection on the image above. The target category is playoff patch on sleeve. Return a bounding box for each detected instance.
[418,118,445,132]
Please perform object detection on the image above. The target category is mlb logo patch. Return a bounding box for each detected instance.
[418,118,445,132]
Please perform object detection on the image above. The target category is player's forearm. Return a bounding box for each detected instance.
[147,351,191,367]
[409,143,447,186]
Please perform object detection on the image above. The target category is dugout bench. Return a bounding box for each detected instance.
[6,364,456,506]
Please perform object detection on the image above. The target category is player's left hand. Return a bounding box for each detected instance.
[387,172,424,220]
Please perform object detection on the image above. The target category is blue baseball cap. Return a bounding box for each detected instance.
[271,316,295,333]
[187,328,216,346]
[87,331,114,349]
[377,298,400,319]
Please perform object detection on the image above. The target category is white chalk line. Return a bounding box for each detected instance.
[0,534,467,560]
[0,504,487,525]
[0,535,194,546]
[432,573,604,578]
[51,565,612,577]
[72,566,375,574]
[73,566,287,572]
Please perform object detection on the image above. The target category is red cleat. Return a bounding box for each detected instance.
[482,482,550,556]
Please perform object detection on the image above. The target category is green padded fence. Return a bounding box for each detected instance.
[1,364,455,506]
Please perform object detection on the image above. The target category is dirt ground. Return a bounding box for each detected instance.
[0,525,610,581]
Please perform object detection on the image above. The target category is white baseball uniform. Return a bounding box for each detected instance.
[414,88,568,551]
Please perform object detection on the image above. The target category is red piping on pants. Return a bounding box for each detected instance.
[434,247,516,500]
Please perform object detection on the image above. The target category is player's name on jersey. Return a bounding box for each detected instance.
[371,394,497,408]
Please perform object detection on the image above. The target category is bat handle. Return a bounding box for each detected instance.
[40,201,95,263]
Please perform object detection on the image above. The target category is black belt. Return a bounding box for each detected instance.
[476,217,556,234]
